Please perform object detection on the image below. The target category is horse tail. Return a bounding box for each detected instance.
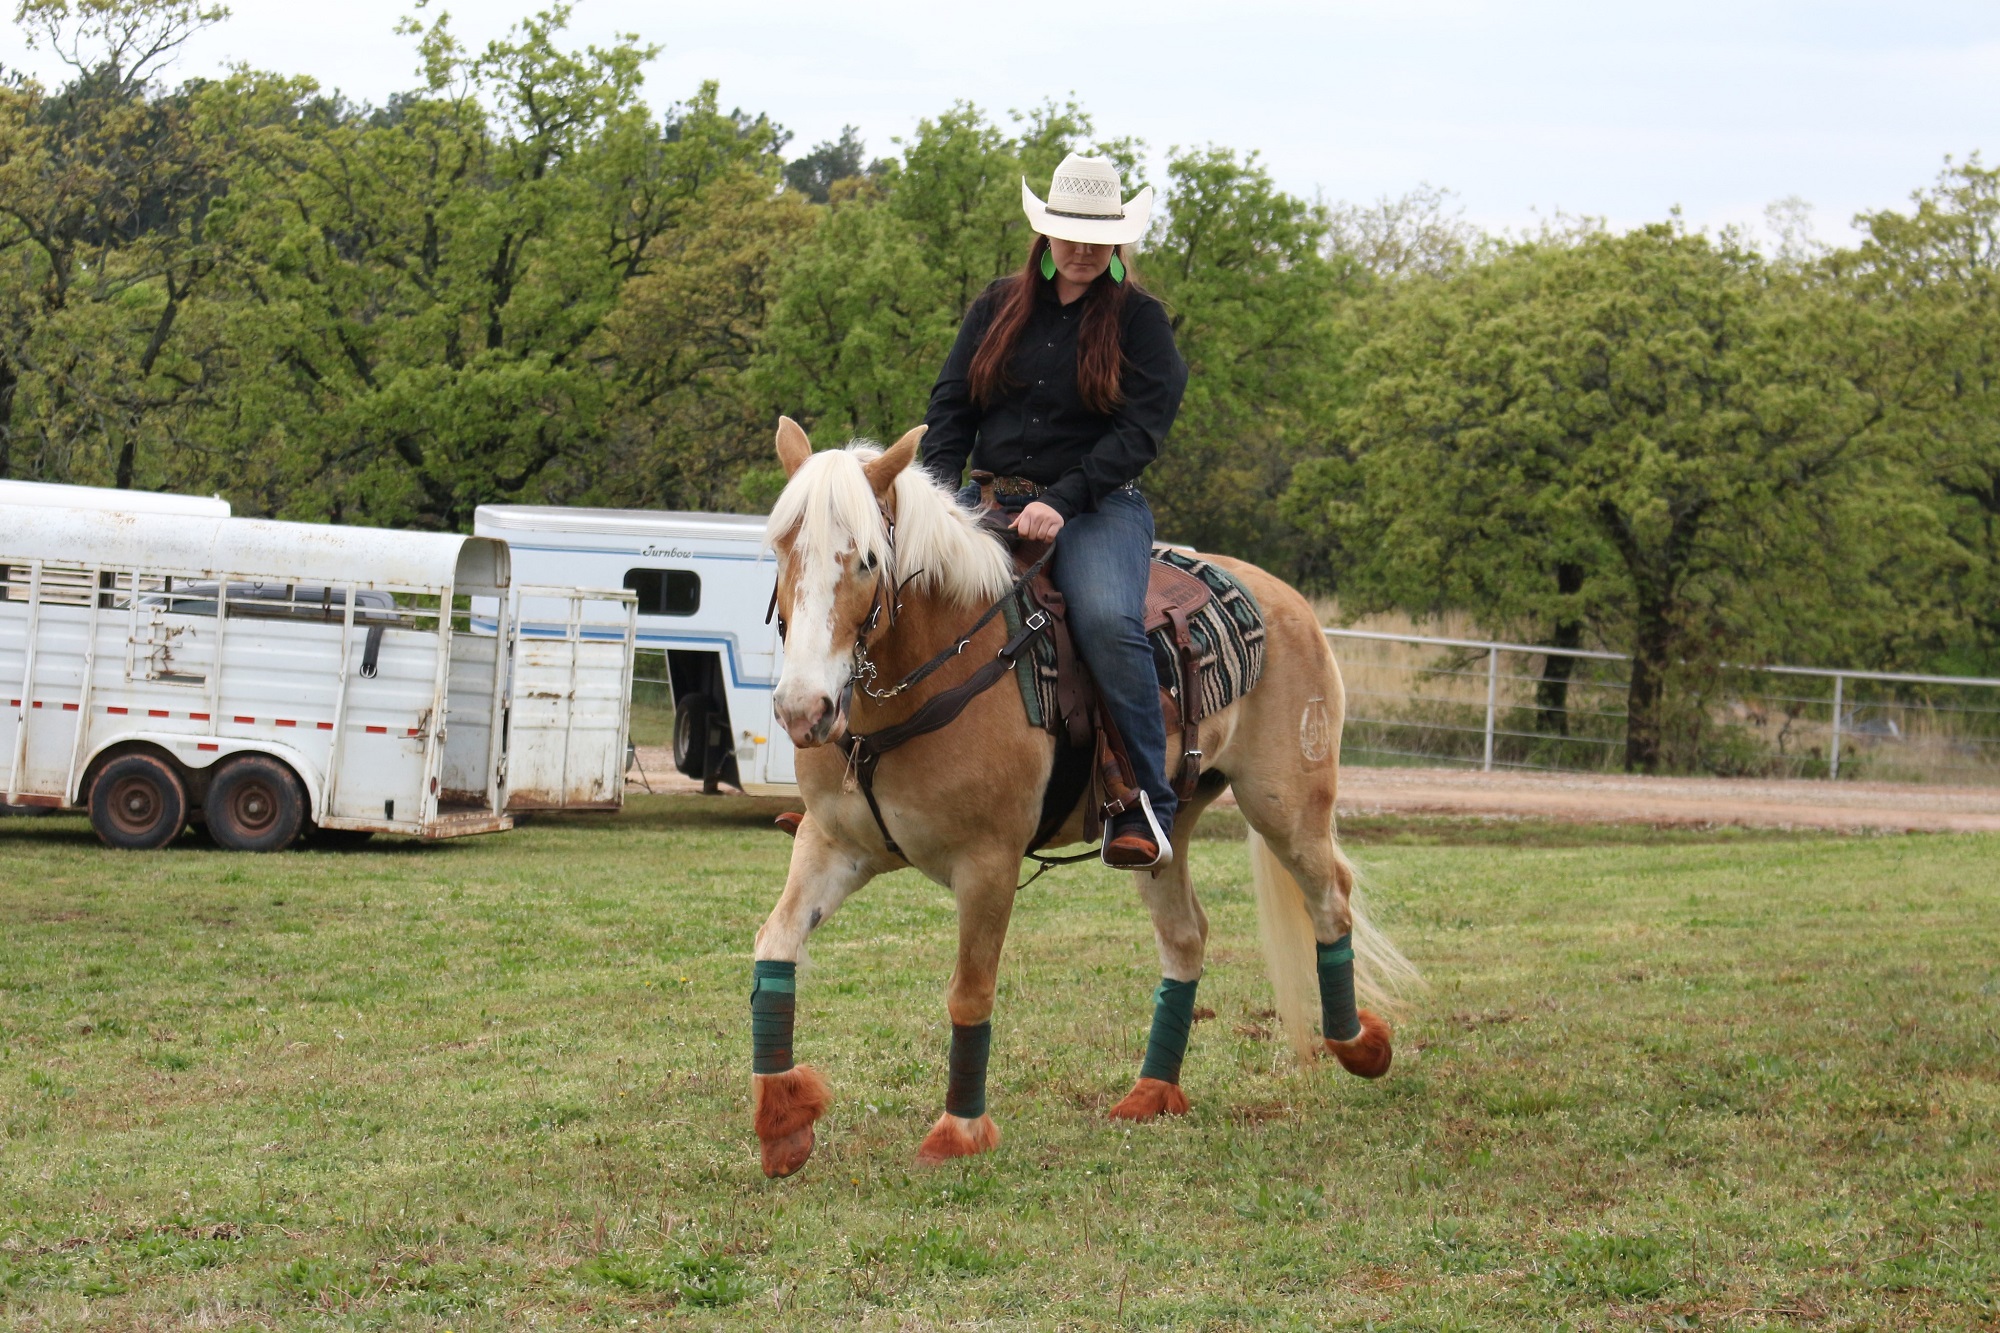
[1247,828,1420,1064]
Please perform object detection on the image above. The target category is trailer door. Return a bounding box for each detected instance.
[503,586,637,811]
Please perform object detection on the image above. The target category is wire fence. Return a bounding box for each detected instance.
[1326,628,2000,786]
[623,637,2000,788]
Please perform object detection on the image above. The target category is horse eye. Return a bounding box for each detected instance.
[859,552,877,573]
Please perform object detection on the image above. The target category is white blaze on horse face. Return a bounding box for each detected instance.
[773,541,858,749]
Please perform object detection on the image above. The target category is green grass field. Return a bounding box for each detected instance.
[2,798,1996,1330]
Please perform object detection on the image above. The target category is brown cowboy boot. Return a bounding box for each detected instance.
[1102,792,1172,870]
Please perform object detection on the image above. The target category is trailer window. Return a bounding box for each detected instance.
[623,568,699,616]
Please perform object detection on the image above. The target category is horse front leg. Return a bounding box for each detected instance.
[915,857,1019,1165]
[750,816,877,1179]
[1108,822,1208,1121]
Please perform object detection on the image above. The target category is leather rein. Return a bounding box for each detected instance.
[771,532,1056,862]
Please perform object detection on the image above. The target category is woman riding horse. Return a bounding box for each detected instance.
[920,153,1186,869]
[748,163,1414,1181]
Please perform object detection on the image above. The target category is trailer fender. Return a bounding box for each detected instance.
[74,733,327,822]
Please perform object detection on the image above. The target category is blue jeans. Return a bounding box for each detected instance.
[961,484,1176,832]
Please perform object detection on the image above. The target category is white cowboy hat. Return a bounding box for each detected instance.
[1021,153,1155,247]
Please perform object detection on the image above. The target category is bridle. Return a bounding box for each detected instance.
[765,509,1056,861]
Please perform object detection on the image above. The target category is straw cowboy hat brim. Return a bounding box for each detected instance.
[1021,165,1154,246]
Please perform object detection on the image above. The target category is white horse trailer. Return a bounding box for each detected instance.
[1,501,637,849]
[474,504,797,795]
[0,478,231,516]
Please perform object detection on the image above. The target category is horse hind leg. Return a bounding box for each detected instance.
[1237,775,1414,1079]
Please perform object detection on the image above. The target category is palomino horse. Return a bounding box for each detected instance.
[750,419,1417,1177]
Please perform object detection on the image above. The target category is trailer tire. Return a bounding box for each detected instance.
[206,755,307,852]
[88,753,188,850]
[673,693,718,780]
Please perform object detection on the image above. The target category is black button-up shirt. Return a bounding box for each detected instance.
[920,277,1188,519]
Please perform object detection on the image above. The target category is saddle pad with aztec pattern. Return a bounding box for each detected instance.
[1004,547,1267,732]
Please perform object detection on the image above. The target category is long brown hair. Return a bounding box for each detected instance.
[969,234,1134,415]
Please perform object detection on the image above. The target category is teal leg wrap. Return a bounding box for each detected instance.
[944,1022,992,1118]
[1318,935,1360,1042]
[1139,977,1200,1084]
[750,960,796,1075]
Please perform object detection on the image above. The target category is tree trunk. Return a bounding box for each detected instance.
[1623,602,1673,774]
[0,356,14,479]
[1535,562,1586,735]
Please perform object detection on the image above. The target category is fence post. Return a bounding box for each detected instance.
[1829,673,1843,781]
[1483,646,1498,772]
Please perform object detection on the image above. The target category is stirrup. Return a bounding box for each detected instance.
[1102,790,1173,870]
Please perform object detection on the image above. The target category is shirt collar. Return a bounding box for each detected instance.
[1037,278,1094,311]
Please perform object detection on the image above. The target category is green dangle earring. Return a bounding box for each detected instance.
[1039,248,1057,280]
[1108,249,1126,283]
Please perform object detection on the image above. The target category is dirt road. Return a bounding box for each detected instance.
[1329,765,2000,833]
[630,746,2000,833]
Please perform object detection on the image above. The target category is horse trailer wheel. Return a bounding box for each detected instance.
[88,753,188,850]
[672,693,717,779]
[205,755,307,852]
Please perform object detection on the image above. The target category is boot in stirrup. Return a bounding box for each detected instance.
[1102,790,1172,870]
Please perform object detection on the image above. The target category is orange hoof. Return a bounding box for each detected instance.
[1325,1009,1393,1079]
[914,1112,1000,1166]
[752,1065,831,1178]
[1107,1076,1191,1121]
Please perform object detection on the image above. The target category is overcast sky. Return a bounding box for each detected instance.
[4,0,1994,246]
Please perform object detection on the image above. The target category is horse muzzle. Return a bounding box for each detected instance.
[777,694,845,749]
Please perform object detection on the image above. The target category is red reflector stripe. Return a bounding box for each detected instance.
[107,706,128,715]
[197,743,218,752]
[233,716,254,724]
[62,702,78,711]
[317,721,333,730]
[366,725,387,734]
[190,712,209,721]
[32,701,42,709]
[407,727,422,737]
[276,719,296,727]
[149,709,169,717]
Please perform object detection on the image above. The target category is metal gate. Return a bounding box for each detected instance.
[503,585,638,810]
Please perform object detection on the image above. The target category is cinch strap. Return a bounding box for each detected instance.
[945,1022,993,1119]
[1140,977,1200,1085]
[750,959,797,1075]
[1318,935,1361,1043]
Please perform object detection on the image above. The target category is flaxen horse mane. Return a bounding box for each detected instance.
[764,442,1015,609]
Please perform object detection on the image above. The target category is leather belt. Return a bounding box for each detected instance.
[970,471,1043,503]
[970,472,1140,508]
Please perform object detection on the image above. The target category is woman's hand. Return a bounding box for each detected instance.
[1010,500,1066,541]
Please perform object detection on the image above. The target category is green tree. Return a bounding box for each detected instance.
[204,7,785,527]
[782,125,885,204]
[0,0,244,487]
[1294,224,1908,772]
[1837,158,2000,674]
[1140,146,1358,563]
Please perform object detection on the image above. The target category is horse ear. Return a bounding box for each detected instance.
[775,416,813,478]
[865,425,926,500]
